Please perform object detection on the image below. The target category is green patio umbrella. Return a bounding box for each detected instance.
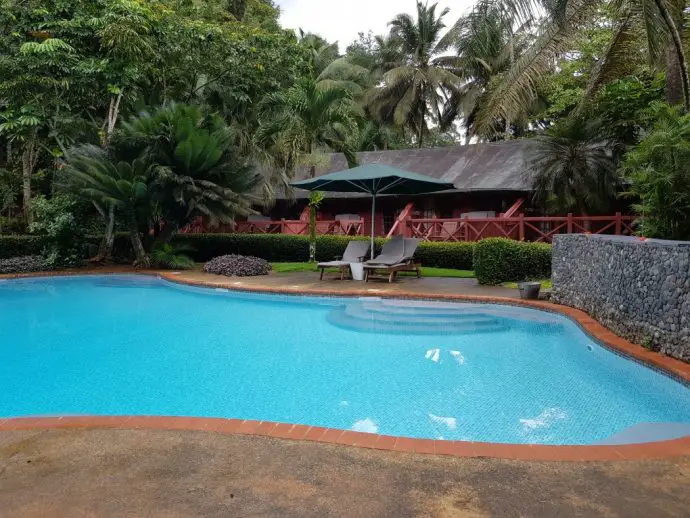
[291,164,456,259]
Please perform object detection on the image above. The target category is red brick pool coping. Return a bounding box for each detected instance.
[1,268,689,462]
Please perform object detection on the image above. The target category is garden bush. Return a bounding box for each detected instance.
[204,254,272,277]
[0,255,47,274]
[174,234,476,269]
[0,235,46,258]
[414,241,475,270]
[473,238,552,285]
[30,194,83,269]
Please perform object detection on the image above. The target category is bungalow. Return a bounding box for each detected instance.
[268,140,534,237]
[187,140,635,242]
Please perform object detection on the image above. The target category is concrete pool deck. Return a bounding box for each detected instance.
[1,428,689,517]
[1,266,689,464]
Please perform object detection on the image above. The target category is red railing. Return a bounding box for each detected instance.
[233,219,365,236]
[404,213,636,243]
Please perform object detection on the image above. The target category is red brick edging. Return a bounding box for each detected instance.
[1,269,689,462]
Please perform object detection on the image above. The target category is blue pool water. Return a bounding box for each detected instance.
[1,275,689,445]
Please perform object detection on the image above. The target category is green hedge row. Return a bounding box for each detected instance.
[0,235,46,258]
[1,234,552,277]
[172,234,477,270]
[473,238,552,285]
[0,234,131,260]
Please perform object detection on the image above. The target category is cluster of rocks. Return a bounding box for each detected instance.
[0,255,47,274]
[552,235,689,362]
[204,254,272,277]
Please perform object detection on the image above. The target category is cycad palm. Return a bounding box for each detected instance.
[256,77,359,178]
[63,145,151,265]
[115,104,263,235]
[366,1,462,147]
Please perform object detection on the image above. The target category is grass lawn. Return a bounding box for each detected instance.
[502,279,553,289]
[270,262,475,278]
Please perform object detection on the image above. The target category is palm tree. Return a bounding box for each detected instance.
[436,0,528,140]
[526,117,622,214]
[473,0,690,135]
[63,145,152,266]
[365,1,462,147]
[255,77,359,178]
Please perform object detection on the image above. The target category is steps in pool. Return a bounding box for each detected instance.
[327,301,509,335]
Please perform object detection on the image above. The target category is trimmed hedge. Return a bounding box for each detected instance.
[473,238,552,285]
[0,234,131,261]
[173,234,477,270]
[414,241,475,270]
[0,235,46,259]
[2,233,528,274]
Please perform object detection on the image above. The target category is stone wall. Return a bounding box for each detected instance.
[552,234,690,362]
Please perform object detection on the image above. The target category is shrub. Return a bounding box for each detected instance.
[174,234,476,269]
[622,102,690,240]
[0,216,27,234]
[30,194,83,269]
[0,235,46,258]
[473,238,552,285]
[415,241,475,270]
[204,254,272,277]
[151,243,195,270]
[0,255,47,274]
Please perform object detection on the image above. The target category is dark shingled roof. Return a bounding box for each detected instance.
[284,139,533,199]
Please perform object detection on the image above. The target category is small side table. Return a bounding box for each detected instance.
[349,262,365,281]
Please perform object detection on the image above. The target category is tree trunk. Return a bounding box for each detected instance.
[21,134,39,225]
[102,92,123,146]
[654,0,690,110]
[100,204,116,261]
[89,202,116,263]
[665,45,683,105]
[418,103,425,148]
[129,216,149,268]
[306,140,316,178]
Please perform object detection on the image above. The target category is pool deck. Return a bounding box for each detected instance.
[1,266,689,465]
[1,428,689,517]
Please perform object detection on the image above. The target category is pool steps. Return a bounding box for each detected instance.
[328,301,510,335]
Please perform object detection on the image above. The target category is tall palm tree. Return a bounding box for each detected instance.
[436,0,530,140]
[473,0,690,135]
[365,1,462,147]
[255,77,359,178]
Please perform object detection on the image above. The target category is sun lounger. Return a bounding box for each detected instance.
[318,241,370,280]
[363,237,421,283]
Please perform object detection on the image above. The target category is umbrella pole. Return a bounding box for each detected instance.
[370,194,376,260]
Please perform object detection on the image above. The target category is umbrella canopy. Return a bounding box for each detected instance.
[291,164,456,259]
[291,164,456,196]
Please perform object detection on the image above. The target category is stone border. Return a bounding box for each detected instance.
[1,269,689,462]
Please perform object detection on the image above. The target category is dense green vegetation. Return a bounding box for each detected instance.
[473,238,552,285]
[0,0,689,271]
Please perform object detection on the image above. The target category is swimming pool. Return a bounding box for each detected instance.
[1,275,689,446]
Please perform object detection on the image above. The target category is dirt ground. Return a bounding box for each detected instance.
[1,429,689,517]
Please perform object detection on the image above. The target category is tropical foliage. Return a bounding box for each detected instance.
[622,103,690,240]
[1,0,689,257]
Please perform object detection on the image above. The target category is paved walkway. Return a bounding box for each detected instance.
[173,270,519,299]
[1,429,689,517]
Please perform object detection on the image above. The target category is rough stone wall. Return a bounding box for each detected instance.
[552,235,690,362]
